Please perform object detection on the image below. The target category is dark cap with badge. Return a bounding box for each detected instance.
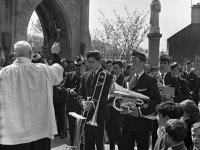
[112,60,123,68]
[132,49,146,62]
[74,55,85,67]
[159,54,171,62]
[86,50,101,60]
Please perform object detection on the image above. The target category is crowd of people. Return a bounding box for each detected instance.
[1,32,200,150]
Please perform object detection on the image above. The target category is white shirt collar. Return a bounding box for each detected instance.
[14,57,31,64]
[95,67,101,74]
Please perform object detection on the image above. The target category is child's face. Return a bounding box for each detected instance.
[192,128,200,149]
[157,112,168,126]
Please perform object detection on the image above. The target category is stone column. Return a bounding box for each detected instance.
[147,32,162,66]
[0,0,16,65]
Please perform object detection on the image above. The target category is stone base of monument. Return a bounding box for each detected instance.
[147,32,162,66]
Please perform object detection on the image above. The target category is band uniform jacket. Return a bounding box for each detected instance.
[188,71,199,94]
[177,76,190,100]
[78,67,113,124]
[163,72,182,103]
[123,72,161,132]
[64,71,82,113]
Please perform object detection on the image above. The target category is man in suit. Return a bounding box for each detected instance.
[78,51,113,150]
[171,62,190,101]
[121,50,161,150]
[159,54,182,103]
[64,56,86,146]
[185,60,199,105]
[106,60,124,150]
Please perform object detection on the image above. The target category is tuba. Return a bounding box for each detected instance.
[67,71,107,150]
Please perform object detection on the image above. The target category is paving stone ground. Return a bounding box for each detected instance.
[51,136,111,150]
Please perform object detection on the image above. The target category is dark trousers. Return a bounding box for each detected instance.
[152,120,159,149]
[105,117,122,150]
[122,128,151,150]
[54,102,66,135]
[84,123,105,150]
[0,138,51,150]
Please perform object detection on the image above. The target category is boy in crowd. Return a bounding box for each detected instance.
[190,122,200,150]
[154,101,183,150]
[165,119,187,150]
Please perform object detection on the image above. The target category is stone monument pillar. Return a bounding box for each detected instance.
[147,0,162,66]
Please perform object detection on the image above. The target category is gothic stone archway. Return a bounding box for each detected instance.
[0,0,90,65]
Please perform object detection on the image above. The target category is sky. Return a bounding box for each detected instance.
[28,0,199,52]
[89,0,196,51]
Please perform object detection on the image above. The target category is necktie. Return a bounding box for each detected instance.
[129,74,138,90]
[161,73,165,86]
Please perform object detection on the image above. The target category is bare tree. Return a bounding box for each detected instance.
[91,7,150,60]
[28,18,44,52]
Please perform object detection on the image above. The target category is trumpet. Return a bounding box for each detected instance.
[109,82,150,112]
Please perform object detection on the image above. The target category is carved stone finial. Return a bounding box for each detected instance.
[150,0,161,34]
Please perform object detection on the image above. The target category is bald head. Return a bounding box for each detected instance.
[14,41,32,59]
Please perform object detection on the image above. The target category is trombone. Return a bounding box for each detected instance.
[67,71,107,150]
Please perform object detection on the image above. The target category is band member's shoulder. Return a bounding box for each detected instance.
[144,72,157,82]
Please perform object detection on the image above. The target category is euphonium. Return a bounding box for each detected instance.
[109,82,150,112]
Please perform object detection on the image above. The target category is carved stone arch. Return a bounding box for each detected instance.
[35,0,72,59]
[1,0,90,64]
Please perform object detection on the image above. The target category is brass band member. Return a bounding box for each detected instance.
[158,54,182,103]
[78,51,113,150]
[106,60,124,150]
[184,60,199,105]
[171,62,190,101]
[64,56,86,145]
[121,50,161,150]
